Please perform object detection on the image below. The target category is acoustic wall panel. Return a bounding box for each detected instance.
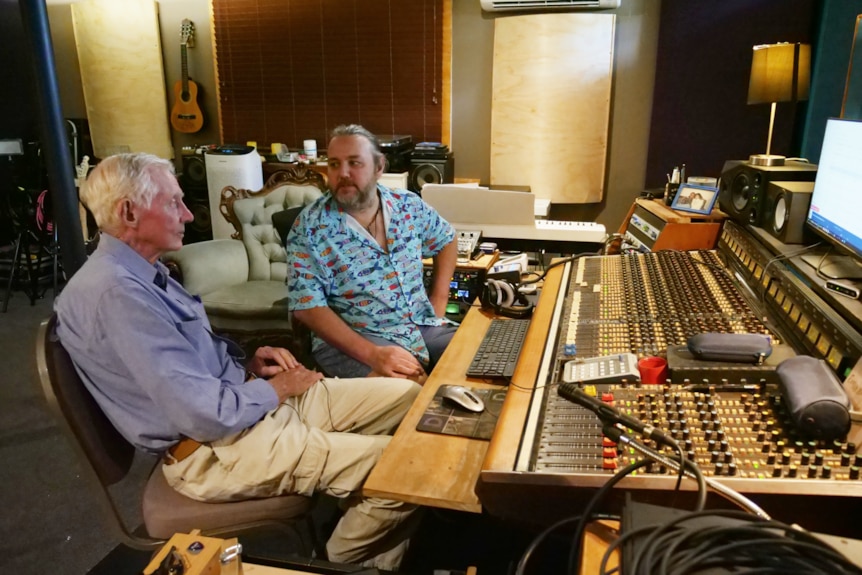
[490,14,614,204]
[72,0,172,159]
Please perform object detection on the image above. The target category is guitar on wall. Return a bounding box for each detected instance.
[170,19,204,133]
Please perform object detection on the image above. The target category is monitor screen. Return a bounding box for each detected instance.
[806,118,862,275]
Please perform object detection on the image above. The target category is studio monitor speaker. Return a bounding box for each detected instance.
[182,184,213,245]
[762,181,814,244]
[180,153,207,189]
[718,160,817,227]
[179,153,212,244]
[409,153,454,193]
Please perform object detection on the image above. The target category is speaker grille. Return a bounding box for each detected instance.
[181,155,206,188]
[719,161,817,227]
[176,171,212,244]
[409,154,454,193]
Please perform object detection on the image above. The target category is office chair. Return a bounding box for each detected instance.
[35,314,319,552]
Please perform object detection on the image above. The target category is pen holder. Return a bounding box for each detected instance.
[664,183,680,206]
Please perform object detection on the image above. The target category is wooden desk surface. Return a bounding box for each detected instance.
[362,265,565,512]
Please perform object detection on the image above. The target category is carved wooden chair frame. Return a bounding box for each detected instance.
[218,165,327,241]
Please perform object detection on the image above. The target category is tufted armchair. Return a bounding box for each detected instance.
[163,166,325,354]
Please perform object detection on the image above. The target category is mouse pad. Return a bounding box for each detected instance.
[415,385,506,440]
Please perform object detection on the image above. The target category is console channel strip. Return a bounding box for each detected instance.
[556,250,777,361]
[529,382,862,496]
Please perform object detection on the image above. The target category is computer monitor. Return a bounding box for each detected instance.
[803,118,862,280]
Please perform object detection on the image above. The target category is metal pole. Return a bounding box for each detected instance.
[19,0,87,279]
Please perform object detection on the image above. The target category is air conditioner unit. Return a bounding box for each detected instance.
[480,0,619,12]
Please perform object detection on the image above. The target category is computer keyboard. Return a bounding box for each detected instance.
[466,318,531,378]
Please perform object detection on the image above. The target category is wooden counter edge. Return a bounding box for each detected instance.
[481,263,565,473]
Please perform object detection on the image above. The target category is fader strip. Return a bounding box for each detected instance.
[532,383,862,496]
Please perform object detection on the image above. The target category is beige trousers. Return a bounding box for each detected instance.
[161,376,421,570]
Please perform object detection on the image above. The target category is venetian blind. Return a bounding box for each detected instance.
[211,0,444,151]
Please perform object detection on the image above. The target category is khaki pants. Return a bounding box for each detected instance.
[162,376,421,570]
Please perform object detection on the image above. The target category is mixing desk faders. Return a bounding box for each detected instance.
[530,382,862,495]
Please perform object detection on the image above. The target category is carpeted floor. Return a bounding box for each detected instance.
[0,291,127,574]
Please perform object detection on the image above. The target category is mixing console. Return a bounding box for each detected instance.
[529,382,862,496]
[507,249,862,498]
[556,250,776,360]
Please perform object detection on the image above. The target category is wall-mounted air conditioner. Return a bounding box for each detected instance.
[480,0,620,12]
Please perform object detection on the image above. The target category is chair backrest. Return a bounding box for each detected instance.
[36,314,135,486]
[219,167,326,282]
[35,314,157,548]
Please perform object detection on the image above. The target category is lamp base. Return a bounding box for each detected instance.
[749,154,786,167]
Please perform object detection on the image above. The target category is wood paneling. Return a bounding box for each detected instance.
[490,14,615,204]
[72,0,172,159]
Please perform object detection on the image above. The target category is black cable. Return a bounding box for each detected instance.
[514,512,618,575]
[598,524,655,575]
[670,441,685,501]
[567,459,652,575]
[625,509,862,575]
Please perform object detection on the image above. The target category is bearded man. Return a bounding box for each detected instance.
[287,124,458,382]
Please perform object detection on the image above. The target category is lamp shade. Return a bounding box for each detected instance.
[747,42,811,105]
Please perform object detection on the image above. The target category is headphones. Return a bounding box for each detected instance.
[481,279,534,319]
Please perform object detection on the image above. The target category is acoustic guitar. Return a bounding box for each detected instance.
[170,19,204,133]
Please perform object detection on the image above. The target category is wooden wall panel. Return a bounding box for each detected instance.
[490,14,614,204]
[72,0,172,159]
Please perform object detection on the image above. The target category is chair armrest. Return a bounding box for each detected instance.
[162,240,249,296]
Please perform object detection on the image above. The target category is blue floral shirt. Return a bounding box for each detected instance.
[287,185,455,362]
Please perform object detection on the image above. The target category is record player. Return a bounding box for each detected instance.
[378,134,413,173]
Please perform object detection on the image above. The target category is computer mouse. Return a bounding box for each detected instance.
[440,385,485,413]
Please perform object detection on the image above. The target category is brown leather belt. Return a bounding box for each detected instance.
[163,437,202,465]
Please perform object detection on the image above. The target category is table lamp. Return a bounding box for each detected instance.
[747,42,810,166]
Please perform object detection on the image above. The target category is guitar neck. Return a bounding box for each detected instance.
[180,43,189,93]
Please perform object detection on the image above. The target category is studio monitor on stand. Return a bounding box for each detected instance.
[718,160,817,227]
[179,150,212,244]
[409,143,454,194]
[762,181,815,244]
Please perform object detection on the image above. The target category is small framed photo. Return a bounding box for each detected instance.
[671,183,719,215]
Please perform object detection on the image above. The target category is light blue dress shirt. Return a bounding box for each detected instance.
[55,234,278,453]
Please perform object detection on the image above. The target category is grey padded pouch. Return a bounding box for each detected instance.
[687,333,772,364]
[776,356,850,441]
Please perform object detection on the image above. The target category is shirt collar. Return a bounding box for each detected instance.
[96,233,168,287]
